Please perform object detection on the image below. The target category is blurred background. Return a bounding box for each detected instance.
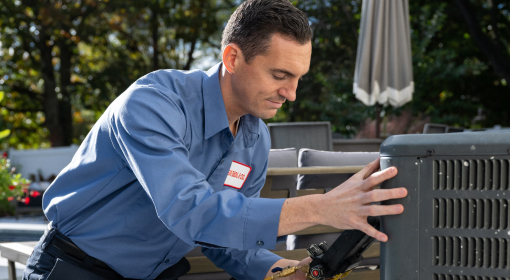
[0,0,509,150]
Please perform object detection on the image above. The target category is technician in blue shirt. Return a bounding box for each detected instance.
[23,1,407,279]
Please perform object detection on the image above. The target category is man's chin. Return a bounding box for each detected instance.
[253,109,278,120]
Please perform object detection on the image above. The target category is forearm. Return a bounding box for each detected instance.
[277,194,323,236]
[277,160,406,243]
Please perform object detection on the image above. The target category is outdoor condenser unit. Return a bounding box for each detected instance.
[380,132,510,280]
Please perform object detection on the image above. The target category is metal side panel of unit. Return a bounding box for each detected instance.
[380,156,421,280]
[379,132,510,280]
[419,155,510,279]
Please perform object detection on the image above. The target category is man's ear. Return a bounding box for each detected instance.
[222,44,243,74]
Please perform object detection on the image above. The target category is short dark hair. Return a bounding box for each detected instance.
[221,0,313,63]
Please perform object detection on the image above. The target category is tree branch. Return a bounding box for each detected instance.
[10,85,44,101]
[113,27,143,54]
[3,107,42,113]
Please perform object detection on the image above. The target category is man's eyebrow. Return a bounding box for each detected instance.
[271,68,309,77]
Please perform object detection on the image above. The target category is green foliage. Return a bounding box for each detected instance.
[283,0,373,138]
[0,130,10,139]
[0,0,230,148]
[271,0,510,137]
[0,0,509,146]
[0,91,10,140]
[409,0,510,128]
[0,157,30,216]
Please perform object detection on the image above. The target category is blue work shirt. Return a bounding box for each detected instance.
[43,62,287,280]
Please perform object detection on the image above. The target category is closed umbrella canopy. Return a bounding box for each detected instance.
[353,0,414,108]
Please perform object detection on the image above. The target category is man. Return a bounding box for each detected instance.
[24,0,407,279]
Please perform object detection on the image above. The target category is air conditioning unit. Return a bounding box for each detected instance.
[380,132,510,280]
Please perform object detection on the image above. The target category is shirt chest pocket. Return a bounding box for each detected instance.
[207,155,253,193]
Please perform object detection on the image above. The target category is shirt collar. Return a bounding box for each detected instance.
[242,114,260,149]
[203,62,230,139]
[202,62,260,146]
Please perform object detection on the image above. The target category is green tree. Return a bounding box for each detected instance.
[276,0,373,137]
[0,0,230,149]
[0,0,113,147]
[1,0,509,148]
[409,0,510,129]
[274,0,510,137]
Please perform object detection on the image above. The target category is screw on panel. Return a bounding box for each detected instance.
[427,149,435,156]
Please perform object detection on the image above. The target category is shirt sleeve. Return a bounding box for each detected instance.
[107,77,285,251]
[202,247,282,280]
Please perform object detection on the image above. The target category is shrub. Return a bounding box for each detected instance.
[0,154,31,216]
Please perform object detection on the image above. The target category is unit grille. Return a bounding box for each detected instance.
[433,160,510,191]
[433,198,510,230]
[432,236,510,268]
[433,274,510,280]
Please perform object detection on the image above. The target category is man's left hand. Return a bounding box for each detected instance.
[286,257,311,280]
[266,257,311,280]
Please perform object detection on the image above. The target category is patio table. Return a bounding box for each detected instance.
[0,241,36,280]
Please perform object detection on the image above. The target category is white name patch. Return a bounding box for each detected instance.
[224,161,252,189]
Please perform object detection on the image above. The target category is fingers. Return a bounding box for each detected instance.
[361,166,398,191]
[358,222,388,242]
[298,257,312,266]
[359,204,404,216]
[362,157,381,180]
[351,157,380,181]
[361,188,407,204]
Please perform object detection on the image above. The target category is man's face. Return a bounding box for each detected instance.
[230,34,312,119]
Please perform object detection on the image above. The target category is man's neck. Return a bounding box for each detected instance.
[230,118,240,138]
[219,63,243,136]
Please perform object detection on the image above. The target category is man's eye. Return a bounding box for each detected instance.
[273,75,285,80]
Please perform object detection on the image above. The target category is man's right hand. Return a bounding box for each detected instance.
[277,158,407,242]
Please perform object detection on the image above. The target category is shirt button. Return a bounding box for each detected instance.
[257,240,264,246]
[164,259,170,263]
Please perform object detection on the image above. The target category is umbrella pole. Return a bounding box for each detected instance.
[375,104,381,139]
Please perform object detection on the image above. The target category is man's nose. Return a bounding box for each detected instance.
[278,80,298,102]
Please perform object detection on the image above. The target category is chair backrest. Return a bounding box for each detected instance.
[423,123,448,134]
[445,126,465,133]
[267,122,333,152]
[297,149,379,190]
[423,123,465,134]
[268,148,297,197]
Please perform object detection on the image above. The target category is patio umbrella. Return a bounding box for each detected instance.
[353,0,414,137]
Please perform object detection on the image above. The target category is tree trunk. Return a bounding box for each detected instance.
[59,39,73,146]
[39,28,63,146]
[151,7,159,71]
[183,38,197,70]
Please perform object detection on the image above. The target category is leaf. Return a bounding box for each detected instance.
[0,129,10,139]
[0,91,3,103]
